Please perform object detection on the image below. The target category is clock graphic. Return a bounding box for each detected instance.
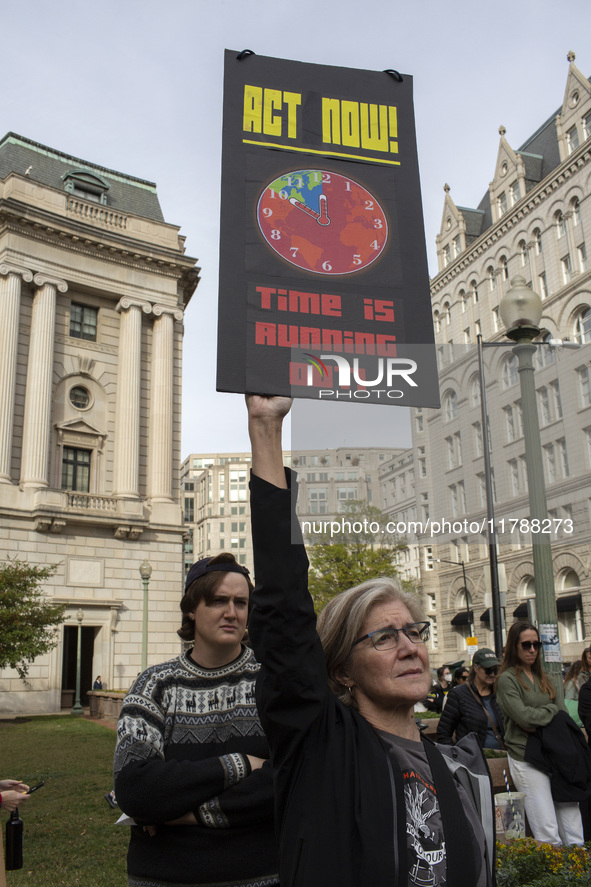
[256,169,388,275]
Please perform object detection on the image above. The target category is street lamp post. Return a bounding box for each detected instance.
[436,558,473,635]
[71,608,84,715]
[139,561,152,672]
[499,275,561,679]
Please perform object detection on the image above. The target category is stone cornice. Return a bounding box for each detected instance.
[0,198,198,277]
[431,143,591,294]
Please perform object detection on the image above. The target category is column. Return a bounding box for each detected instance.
[113,298,151,498]
[149,306,183,500]
[0,264,32,482]
[20,274,67,489]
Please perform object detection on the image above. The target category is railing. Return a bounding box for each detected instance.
[67,198,127,229]
[67,492,117,512]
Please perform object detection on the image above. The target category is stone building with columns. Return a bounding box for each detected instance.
[0,133,199,712]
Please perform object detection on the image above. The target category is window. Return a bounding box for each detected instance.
[470,280,479,304]
[474,320,481,337]
[533,228,542,255]
[566,125,579,154]
[443,301,451,325]
[504,405,516,441]
[443,245,451,267]
[510,181,521,205]
[555,211,566,239]
[460,289,467,313]
[229,470,247,501]
[535,335,556,368]
[561,254,572,284]
[584,112,591,140]
[69,385,91,409]
[453,235,462,257]
[572,198,581,227]
[61,447,91,492]
[492,307,501,332]
[470,376,481,408]
[500,256,509,280]
[538,272,548,300]
[337,487,357,510]
[537,387,551,426]
[574,308,591,344]
[487,266,495,292]
[415,414,424,433]
[184,497,194,522]
[476,473,487,507]
[473,421,483,457]
[578,244,588,272]
[549,381,562,419]
[443,390,458,422]
[424,547,434,570]
[433,310,441,333]
[578,366,591,406]
[518,240,527,266]
[445,433,462,469]
[498,192,507,215]
[63,170,109,204]
[502,355,518,389]
[464,327,471,344]
[69,303,98,341]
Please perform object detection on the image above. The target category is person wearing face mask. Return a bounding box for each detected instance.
[437,650,505,749]
[423,666,452,713]
[246,395,496,887]
[496,621,584,845]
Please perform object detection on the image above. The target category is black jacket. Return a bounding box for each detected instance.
[437,682,505,748]
[249,471,495,887]
[524,709,591,802]
[578,675,591,733]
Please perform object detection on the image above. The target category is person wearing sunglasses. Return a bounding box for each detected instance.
[246,395,495,887]
[437,649,505,749]
[496,621,583,844]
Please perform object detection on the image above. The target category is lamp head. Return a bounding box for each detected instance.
[500,275,543,341]
[139,561,152,580]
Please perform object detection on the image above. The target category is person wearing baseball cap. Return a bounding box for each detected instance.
[438,648,505,750]
[113,552,278,887]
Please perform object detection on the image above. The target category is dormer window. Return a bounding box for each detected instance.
[498,192,507,215]
[510,180,521,205]
[63,170,109,205]
[566,125,579,155]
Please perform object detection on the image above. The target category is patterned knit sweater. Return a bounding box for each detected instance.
[113,647,278,887]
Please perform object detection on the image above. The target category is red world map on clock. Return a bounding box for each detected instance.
[256,168,388,275]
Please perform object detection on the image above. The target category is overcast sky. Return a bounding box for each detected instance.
[3,0,590,455]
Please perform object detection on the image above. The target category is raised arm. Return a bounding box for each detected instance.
[246,394,291,488]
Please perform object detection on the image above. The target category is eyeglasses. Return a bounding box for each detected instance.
[458,674,469,682]
[520,640,542,652]
[351,622,430,652]
[483,666,498,676]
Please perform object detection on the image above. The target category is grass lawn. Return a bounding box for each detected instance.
[1,715,128,886]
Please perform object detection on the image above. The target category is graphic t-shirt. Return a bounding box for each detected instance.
[378,731,487,887]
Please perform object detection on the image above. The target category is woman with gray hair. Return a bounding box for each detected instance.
[247,395,495,887]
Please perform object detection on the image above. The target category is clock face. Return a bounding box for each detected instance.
[256,169,388,275]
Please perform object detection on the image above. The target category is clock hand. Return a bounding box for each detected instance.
[289,197,321,220]
[317,194,330,227]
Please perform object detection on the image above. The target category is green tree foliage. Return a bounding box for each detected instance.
[0,560,65,681]
[305,500,417,611]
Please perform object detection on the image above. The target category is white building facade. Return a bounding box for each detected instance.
[0,133,199,712]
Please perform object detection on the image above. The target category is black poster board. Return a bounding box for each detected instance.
[217,49,439,407]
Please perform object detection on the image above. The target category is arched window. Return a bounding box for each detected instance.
[502,355,519,389]
[555,210,566,239]
[487,266,495,292]
[470,374,481,407]
[443,390,458,422]
[470,280,478,304]
[499,256,509,280]
[433,310,441,333]
[518,240,527,266]
[442,301,451,326]
[561,569,580,590]
[533,228,543,255]
[558,569,583,642]
[574,307,591,344]
[571,197,581,227]
[459,289,467,313]
[63,169,110,205]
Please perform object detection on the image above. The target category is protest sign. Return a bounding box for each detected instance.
[217,49,439,407]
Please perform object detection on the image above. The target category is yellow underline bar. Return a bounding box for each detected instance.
[242,140,401,166]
